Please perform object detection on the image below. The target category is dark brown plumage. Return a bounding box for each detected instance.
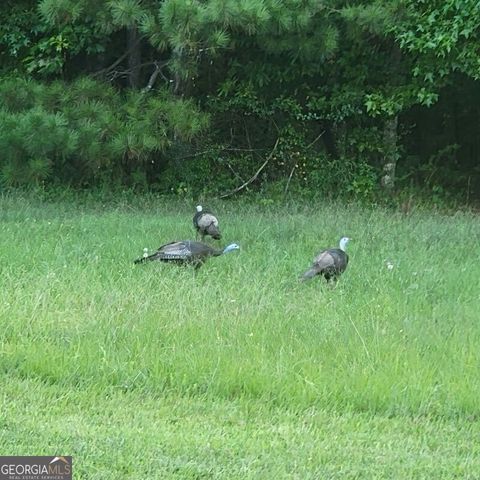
[300,237,350,282]
[193,205,221,241]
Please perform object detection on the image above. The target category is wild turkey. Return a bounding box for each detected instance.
[134,240,239,268]
[193,205,221,241]
[300,237,350,282]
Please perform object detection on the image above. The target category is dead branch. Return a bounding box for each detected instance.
[306,130,326,149]
[225,161,247,184]
[283,131,324,200]
[283,163,297,200]
[218,137,280,199]
[222,147,264,153]
[175,146,265,162]
[101,60,170,86]
[92,37,142,78]
[143,61,170,92]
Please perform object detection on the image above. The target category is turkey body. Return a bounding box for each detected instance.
[134,240,238,269]
[193,206,221,241]
[301,237,350,282]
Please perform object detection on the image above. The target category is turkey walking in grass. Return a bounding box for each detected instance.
[193,205,221,241]
[300,237,350,282]
[134,240,239,269]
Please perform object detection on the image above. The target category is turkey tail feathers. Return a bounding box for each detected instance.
[133,252,161,264]
[207,223,221,240]
[300,268,317,281]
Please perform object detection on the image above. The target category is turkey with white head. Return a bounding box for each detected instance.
[134,240,239,269]
[193,205,221,241]
[300,237,350,282]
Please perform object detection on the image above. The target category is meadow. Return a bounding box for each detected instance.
[1,192,480,478]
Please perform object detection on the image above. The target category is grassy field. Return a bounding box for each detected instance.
[1,192,480,478]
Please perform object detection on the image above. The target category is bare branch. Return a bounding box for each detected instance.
[218,137,280,199]
[100,60,170,86]
[225,161,247,184]
[143,61,170,92]
[306,130,326,149]
[174,146,265,162]
[283,131,324,200]
[283,163,297,200]
[176,149,219,161]
[218,158,269,198]
[92,37,142,78]
[222,147,264,153]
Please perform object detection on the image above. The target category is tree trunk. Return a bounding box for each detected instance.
[381,115,399,192]
[172,45,185,96]
[127,26,141,89]
[322,124,339,158]
[333,121,347,158]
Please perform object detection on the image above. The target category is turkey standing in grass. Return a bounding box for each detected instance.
[134,240,239,269]
[300,237,350,282]
[193,205,221,241]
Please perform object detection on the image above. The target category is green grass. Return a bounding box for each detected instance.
[1,193,479,478]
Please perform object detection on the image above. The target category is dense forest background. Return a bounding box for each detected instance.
[0,0,479,204]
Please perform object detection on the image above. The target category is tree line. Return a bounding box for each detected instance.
[0,0,479,203]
